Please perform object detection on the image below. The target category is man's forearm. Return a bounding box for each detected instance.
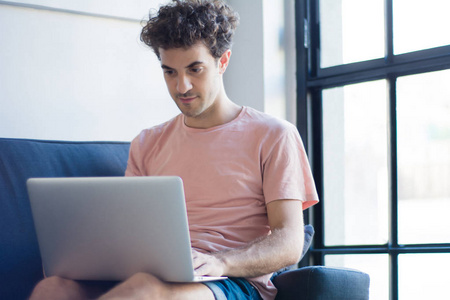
[213,226,304,278]
[192,200,305,278]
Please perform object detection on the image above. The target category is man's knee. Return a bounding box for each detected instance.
[33,276,69,291]
[30,276,80,300]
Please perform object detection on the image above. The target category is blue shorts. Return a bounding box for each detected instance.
[203,278,262,300]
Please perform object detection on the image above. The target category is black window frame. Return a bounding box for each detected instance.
[295,0,450,299]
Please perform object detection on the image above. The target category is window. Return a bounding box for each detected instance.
[296,1,450,299]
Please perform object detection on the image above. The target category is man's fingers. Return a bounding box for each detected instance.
[192,252,214,275]
[191,250,224,277]
[194,262,207,274]
[192,251,207,268]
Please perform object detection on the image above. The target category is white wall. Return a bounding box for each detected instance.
[0,0,179,141]
[226,0,296,122]
[0,0,159,20]
[0,0,295,141]
[224,0,264,112]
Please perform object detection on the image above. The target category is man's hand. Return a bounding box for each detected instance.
[192,250,225,277]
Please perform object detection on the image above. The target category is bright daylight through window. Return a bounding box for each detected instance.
[299,0,450,299]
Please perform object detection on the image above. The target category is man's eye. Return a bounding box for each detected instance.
[164,70,175,76]
[190,68,202,73]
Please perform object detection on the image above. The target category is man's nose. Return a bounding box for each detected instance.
[177,76,193,94]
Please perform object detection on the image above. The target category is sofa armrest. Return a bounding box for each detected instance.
[273,266,370,300]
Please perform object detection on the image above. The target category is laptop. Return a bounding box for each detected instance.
[27,176,226,283]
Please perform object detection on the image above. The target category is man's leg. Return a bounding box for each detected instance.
[29,276,115,300]
[30,274,214,300]
[98,272,215,300]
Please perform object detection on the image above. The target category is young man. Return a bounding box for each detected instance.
[29,1,318,299]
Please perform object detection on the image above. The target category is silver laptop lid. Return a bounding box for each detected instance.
[27,176,197,282]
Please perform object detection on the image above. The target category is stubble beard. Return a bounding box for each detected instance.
[174,93,203,119]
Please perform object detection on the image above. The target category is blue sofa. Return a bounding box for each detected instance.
[0,138,370,299]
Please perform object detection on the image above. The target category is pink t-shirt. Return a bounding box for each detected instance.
[125,106,319,300]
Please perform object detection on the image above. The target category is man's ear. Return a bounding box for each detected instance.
[218,50,232,74]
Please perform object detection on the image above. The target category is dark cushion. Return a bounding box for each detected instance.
[273,266,370,300]
[0,138,130,300]
[302,224,314,259]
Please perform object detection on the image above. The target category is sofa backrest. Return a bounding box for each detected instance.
[0,138,130,299]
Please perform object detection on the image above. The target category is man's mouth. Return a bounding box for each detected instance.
[178,95,197,104]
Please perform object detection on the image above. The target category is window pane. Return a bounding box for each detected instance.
[322,80,389,246]
[399,253,450,300]
[394,0,450,54]
[263,0,296,122]
[320,0,385,68]
[397,69,450,244]
[325,254,389,300]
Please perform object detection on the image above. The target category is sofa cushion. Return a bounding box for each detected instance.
[0,138,130,299]
[273,266,370,300]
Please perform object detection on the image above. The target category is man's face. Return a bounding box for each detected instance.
[159,43,228,125]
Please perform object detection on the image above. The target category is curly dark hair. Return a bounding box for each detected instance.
[141,0,239,60]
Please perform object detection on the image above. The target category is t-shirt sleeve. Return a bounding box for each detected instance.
[262,124,319,210]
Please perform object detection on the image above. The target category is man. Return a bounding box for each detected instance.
[29,1,318,299]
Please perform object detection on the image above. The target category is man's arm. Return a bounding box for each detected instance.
[192,199,304,278]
